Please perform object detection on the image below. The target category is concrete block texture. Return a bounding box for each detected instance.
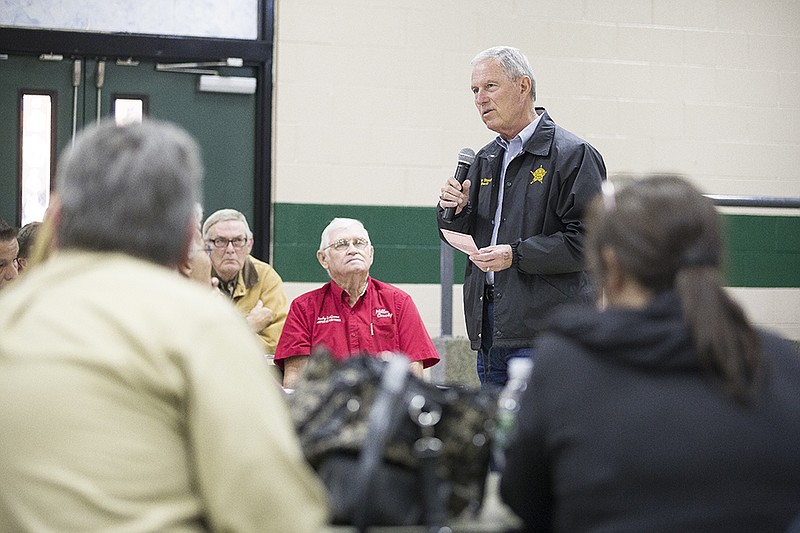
[431,336,480,388]
[275,0,800,203]
[273,0,800,341]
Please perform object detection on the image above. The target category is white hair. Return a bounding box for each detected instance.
[202,208,253,239]
[472,45,537,103]
[319,217,370,251]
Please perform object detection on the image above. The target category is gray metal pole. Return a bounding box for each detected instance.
[704,195,800,208]
[440,241,453,337]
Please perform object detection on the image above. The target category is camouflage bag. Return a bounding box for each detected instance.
[286,351,497,528]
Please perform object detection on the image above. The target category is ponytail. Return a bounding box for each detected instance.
[588,175,765,406]
[675,264,762,405]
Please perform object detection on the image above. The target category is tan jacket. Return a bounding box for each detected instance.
[224,255,289,354]
[0,251,329,532]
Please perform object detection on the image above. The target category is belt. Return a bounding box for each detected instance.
[484,284,494,303]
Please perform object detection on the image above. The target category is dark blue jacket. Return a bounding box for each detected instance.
[437,109,606,350]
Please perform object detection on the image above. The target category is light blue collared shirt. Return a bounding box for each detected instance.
[487,113,542,285]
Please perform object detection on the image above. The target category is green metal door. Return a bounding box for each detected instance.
[0,54,257,226]
[0,55,75,224]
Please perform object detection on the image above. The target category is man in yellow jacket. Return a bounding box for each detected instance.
[202,209,288,354]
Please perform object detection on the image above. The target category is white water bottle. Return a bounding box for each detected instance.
[492,357,534,472]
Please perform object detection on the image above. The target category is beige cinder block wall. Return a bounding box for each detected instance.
[273,0,800,341]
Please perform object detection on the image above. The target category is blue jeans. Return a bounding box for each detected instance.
[477,300,533,389]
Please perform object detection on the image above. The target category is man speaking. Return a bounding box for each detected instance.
[437,45,606,387]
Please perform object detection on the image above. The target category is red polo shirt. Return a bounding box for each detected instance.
[274,278,439,369]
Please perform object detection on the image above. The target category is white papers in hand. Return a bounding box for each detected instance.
[440,229,479,255]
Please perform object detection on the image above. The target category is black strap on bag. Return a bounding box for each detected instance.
[352,355,454,533]
[352,356,410,533]
[409,393,450,532]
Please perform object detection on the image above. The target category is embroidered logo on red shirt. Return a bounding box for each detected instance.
[316,314,342,324]
[375,309,392,319]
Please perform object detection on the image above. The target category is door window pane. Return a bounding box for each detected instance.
[20,93,53,226]
[113,96,146,125]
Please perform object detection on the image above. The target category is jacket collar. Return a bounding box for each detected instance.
[546,291,697,371]
[242,256,260,287]
[478,107,554,160]
[217,256,260,299]
[525,107,555,156]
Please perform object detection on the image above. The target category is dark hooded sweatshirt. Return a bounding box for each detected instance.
[500,292,800,533]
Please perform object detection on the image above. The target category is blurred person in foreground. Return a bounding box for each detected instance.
[0,119,329,533]
[500,175,800,532]
[180,205,216,288]
[274,217,440,389]
[0,218,19,288]
[436,45,605,387]
[15,221,40,273]
[202,209,288,354]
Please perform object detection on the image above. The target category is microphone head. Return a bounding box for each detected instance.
[458,147,476,165]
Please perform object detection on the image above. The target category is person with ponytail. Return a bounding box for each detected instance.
[500,175,800,533]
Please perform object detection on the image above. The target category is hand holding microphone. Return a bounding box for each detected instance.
[441,147,475,222]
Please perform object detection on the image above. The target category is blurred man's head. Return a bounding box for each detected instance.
[179,204,214,287]
[16,221,41,273]
[0,218,19,289]
[52,119,203,268]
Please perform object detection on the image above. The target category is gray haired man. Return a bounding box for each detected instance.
[0,120,329,532]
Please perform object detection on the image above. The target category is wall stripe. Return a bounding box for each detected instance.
[272,203,464,284]
[724,215,800,287]
[273,203,800,288]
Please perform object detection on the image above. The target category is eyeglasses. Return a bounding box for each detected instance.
[208,236,248,249]
[0,257,19,272]
[325,238,370,252]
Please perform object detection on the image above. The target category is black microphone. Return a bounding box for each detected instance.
[442,147,476,222]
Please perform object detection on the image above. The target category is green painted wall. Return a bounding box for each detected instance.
[272,203,464,284]
[723,214,800,288]
[273,204,800,288]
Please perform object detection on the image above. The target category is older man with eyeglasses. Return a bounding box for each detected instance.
[0,218,20,289]
[202,209,288,354]
[274,217,440,389]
